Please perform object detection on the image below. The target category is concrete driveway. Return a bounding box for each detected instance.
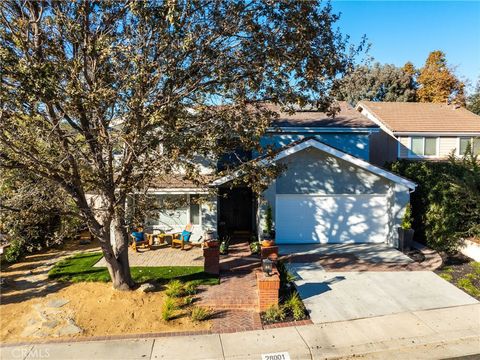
[281,244,479,323]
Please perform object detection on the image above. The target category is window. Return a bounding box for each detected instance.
[459,137,480,156]
[424,138,437,156]
[410,137,438,157]
[190,195,200,225]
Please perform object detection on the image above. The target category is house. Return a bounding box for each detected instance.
[140,102,416,248]
[356,101,480,166]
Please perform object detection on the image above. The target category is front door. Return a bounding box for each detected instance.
[218,187,255,237]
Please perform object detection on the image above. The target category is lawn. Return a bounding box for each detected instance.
[48,252,219,285]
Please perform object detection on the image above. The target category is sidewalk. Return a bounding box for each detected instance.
[2,304,479,360]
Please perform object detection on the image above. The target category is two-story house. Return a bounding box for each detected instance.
[141,102,416,248]
[356,101,480,166]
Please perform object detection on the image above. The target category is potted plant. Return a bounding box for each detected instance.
[219,236,231,255]
[262,205,275,247]
[398,204,414,251]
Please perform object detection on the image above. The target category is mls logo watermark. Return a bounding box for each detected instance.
[11,347,50,359]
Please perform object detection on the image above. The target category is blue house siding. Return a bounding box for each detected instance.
[259,132,371,161]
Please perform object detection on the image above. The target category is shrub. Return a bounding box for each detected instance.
[183,296,195,306]
[184,282,198,296]
[388,152,480,253]
[284,292,306,321]
[277,260,296,287]
[265,204,273,235]
[250,241,260,254]
[263,305,285,323]
[3,238,26,263]
[401,204,413,230]
[165,280,184,298]
[190,307,212,322]
[162,297,177,321]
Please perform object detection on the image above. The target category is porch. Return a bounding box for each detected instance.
[94,245,204,267]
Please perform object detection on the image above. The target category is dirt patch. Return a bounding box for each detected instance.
[0,242,210,344]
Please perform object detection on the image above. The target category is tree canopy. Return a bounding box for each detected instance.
[333,62,417,104]
[0,0,359,289]
[417,50,465,104]
[467,79,480,115]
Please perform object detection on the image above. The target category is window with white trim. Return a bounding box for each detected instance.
[410,137,438,157]
[459,137,480,156]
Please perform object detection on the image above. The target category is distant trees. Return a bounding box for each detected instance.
[417,51,465,104]
[333,62,417,104]
[467,79,480,115]
[335,50,466,106]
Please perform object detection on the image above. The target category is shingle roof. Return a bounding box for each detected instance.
[265,101,378,128]
[357,101,480,133]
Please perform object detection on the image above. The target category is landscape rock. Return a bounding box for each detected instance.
[55,323,82,336]
[46,298,70,308]
[137,283,156,293]
[43,320,59,329]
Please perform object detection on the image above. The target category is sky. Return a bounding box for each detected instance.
[332,1,480,92]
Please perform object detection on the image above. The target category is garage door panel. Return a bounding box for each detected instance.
[276,195,387,244]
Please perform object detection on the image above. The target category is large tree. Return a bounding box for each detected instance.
[0,1,358,289]
[333,62,417,104]
[417,50,465,104]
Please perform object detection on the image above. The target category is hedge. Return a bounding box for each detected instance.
[387,153,480,253]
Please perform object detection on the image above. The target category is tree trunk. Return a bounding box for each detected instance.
[103,243,134,291]
[100,216,135,290]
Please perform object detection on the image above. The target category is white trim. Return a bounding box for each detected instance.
[144,188,209,195]
[395,131,480,136]
[278,193,387,198]
[212,138,416,189]
[267,127,380,134]
[356,105,395,136]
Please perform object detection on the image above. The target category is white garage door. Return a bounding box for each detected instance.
[275,194,388,244]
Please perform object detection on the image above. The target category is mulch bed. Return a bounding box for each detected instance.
[404,248,425,263]
[435,251,480,300]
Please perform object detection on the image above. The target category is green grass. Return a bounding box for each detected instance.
[456,261,480,298]
[439,266,454,282]
[48,252,219,285]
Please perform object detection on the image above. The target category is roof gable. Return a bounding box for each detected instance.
[357,101,480,133]
[212,138,416,189]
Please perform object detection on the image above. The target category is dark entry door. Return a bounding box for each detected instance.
[219,187,254,236]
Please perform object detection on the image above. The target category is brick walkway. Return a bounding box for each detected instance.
[198,240,263,332]
[94,245,204,267]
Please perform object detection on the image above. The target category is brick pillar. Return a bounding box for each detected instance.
[261,245,279,260]
[203,247,220,275]
[256,267,280,312]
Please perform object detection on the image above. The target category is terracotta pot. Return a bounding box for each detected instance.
[205,240,219,248]
[261,240,275,248]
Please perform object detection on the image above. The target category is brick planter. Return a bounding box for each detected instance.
[256,267,280,312]
[260,245,279,260]
[203,247,220,275]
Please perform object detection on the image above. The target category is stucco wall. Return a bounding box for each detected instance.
[260,133,371,161]
[260,147,410,245]
[201,195,218,238]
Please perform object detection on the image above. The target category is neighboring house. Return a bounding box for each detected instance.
[356,101,480,166]
[139,102,416,248]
